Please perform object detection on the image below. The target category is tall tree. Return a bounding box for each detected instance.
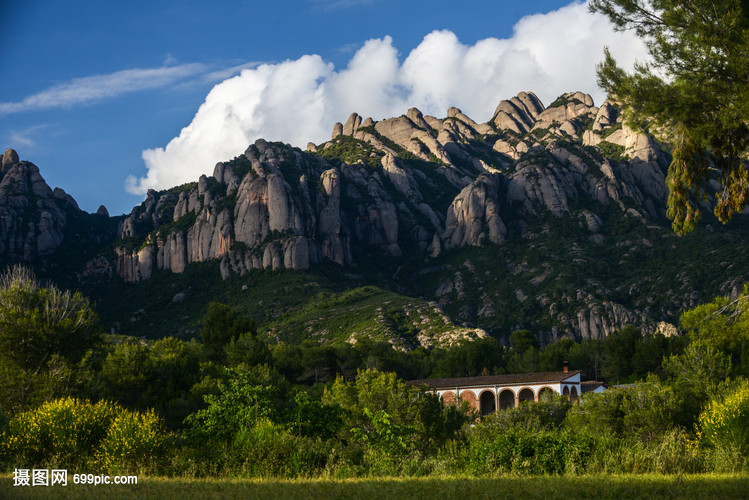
[591,0,749,233]
[200,302,256,360]
[0,265,99,374]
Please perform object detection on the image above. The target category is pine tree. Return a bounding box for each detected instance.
[591,0,749,233]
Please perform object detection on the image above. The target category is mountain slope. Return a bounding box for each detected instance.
[3,91,748,346]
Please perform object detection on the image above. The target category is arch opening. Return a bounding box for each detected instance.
[518,388,535,404]
[538,387,555,401]
[479,390,496,416]
[499,389,515,410]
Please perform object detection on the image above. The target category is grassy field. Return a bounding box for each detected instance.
[2,474,749,500]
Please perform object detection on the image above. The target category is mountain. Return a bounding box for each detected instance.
[113,92,669,282]
[0,148,117,271]
[3,91,749,347]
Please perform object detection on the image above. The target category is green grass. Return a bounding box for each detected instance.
[2,474,749,499]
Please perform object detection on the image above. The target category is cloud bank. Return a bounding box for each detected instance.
[127,1,649,194]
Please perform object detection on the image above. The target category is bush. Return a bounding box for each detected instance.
[584,429,703,474]
[232,419,332,478]
[323,369,469,456]
[184,371,283,442]
[0,397,121,468]
[462,424,595,475]
[0,397,171,473]
[488,393,571,431]
[698,379,749,467]
[565,380,681,440]
[95,409,173,474]
[0,265,99,374]
[598,140,626,161]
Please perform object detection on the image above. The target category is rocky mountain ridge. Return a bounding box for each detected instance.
[0,148,113,264]
[3,91,747,346]
[114,92,666,280]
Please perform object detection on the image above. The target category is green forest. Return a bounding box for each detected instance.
[2,264,749,478]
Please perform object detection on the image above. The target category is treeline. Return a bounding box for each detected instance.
[1,264,749,476]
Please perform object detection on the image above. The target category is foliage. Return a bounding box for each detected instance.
[95,408,173,474]
[200,302,256,360]
[565,379,682,441]
[0,397,120,468]
[323,369,468,456]
[509,330,539,355]
[230,418,332,478]
[591,0,749,233]
[461,425,595,475]
[0,265,99,374]
[224,332,272,368]
[698,379,749,457]
[597,140,626,161]
[224,154,255,179]
[583,429,704,474]
[430,337,506,378]
[485,392,571,432]
[548,94,585,109]
[0,397,171,474]
[317,135,382,169]
[184,371,283,442]
[663,340,733,428]
[100,337,204,427]
[155,212,198,239]
[287,392,344,440]
[678,288,749,377]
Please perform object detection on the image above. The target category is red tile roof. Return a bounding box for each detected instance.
[408,370,583,389]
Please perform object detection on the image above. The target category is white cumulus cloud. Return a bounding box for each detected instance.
[127,1,648,194]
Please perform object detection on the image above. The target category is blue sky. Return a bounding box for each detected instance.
[0,1,646,215]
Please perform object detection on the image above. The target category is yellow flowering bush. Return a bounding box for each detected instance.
[697,381,749,456]
[0,397,172,473]
[0,397,121,467]
[95,409,172,474]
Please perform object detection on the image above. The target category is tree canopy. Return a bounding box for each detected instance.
[0,265,99,374]
[591,0,749,233]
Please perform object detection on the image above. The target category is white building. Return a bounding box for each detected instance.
[409,365,586,416]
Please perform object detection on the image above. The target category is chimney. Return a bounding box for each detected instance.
[563,360,569,373]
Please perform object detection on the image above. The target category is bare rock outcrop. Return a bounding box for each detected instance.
[0,149,70,260]
[443,174,506,248]
[492,91,544,133]
[577,302,642,340]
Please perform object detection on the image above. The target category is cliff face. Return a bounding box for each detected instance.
[4,91,745,344]
[0,148,75,261]
[114,91,666,283]
[0,148,118,277]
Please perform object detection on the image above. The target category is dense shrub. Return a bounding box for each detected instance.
[698,380,749,463]
[184,376,281,442]
[584,429,703,474]
[488,393,571,431]
[0,397,121,468]
[232,419,332,477]
[461,425,595,475]
[95,409,173,474]
[565,380,682,440]
[323,369,469,456]
[0,397,172,473]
